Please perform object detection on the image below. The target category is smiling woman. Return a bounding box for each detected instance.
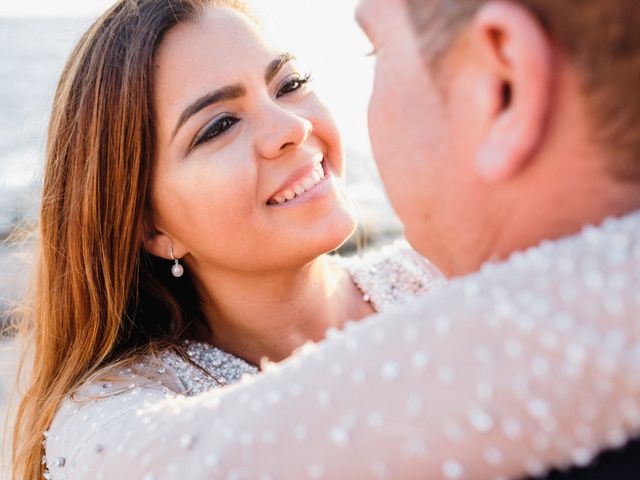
[10,1,441,478]
[146,5,358,288]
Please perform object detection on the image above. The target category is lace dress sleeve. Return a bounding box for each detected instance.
[337,240,446,311]
[45,217,640,479]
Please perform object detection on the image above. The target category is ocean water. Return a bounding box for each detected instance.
[0,18,90,234]
[0,14,402,318]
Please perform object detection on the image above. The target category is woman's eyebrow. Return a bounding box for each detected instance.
[265,52,296,84]
[171,53,296,141]
[172,84,246,140]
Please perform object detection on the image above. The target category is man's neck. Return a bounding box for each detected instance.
[489,169,640,270]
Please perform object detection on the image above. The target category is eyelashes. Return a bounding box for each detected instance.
[192,115,240,148]
[276,72,312,98]
[191,71,313,150]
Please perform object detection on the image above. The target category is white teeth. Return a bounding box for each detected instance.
[271,158,328,205]
[302,177,315,190]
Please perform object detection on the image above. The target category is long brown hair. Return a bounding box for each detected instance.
[12,1,249,478]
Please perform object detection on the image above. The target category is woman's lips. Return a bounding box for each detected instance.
[267,154,328,206]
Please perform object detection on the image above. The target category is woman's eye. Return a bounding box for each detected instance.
[276,73,312,98]
[193,115,240,147]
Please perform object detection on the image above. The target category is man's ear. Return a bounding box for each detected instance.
[470,0,553,182]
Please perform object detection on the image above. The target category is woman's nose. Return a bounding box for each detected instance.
[255,106,312,159]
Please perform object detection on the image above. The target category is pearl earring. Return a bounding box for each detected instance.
[169,247,184,278]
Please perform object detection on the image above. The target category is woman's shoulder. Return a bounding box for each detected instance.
[160,340,258,395]
[45,342,258,477]
[334,239,446,312]
[44,360,178,477]
[66,340,258,401]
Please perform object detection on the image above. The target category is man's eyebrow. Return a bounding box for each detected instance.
[265,52,296,85]
[172,83,246,140]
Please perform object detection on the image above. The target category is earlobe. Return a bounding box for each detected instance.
[475,109,521,181]
[471,0,554,182]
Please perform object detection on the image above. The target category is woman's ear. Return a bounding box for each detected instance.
[470,0,554,182]
[142,214,183,260]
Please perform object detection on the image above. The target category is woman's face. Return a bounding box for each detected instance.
[148,6,356,274]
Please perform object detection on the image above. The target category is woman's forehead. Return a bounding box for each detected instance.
[156,8,285,91]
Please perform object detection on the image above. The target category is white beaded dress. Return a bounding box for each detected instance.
[44,241,443,478]
[44,212,640,479]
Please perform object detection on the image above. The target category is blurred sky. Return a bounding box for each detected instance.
[0,0,114,17]
[0,0,267,18]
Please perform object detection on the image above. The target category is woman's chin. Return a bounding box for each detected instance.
[314,210,358,254]
[323,224,357,254]
[287,210,357,263]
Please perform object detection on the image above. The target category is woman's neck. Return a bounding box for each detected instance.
[191,254,373,366]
